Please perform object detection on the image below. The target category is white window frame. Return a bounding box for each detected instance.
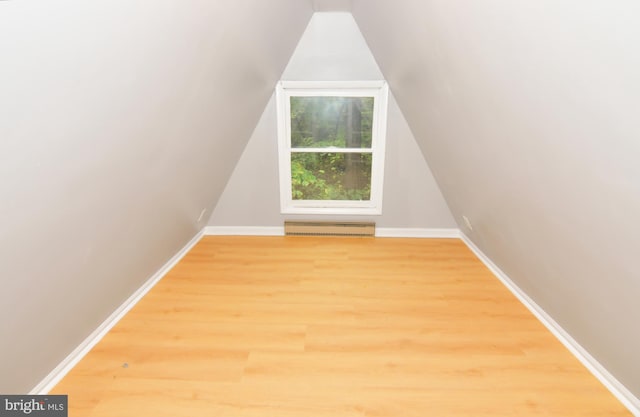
[276,80,389,215]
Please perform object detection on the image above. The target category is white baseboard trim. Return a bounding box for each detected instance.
[460,233,640,416]
[30,229,205,395]
[375,228,460,238]
[204,226,460,238]
[203,226,285,236]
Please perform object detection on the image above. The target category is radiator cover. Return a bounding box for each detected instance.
[284,221,375,237]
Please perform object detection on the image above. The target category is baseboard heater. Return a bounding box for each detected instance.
[284,221,375,237]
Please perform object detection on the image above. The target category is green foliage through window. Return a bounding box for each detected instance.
[290,96,374,201]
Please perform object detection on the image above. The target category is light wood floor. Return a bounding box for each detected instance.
[52,236,631,416]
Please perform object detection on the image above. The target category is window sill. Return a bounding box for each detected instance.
[281,206,382,216]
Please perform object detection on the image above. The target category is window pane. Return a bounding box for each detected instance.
[291,153,372,201]
[290,97,374,149]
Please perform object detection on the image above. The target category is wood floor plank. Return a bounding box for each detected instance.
[50,236,632,416]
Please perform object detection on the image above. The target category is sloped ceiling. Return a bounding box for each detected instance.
[353,0,640,399]
[0,0,312,393]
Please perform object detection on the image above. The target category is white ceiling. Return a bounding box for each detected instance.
[312,0,353,12]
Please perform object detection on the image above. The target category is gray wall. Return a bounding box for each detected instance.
[209,13,455,229]
[0,0,312,393]
[353,0,640,398]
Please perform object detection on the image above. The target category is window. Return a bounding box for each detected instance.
[276,81,388,215]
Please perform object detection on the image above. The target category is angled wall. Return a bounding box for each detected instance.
[209,13,455,229]
[0,0,311,393]
[353,0,640,400]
